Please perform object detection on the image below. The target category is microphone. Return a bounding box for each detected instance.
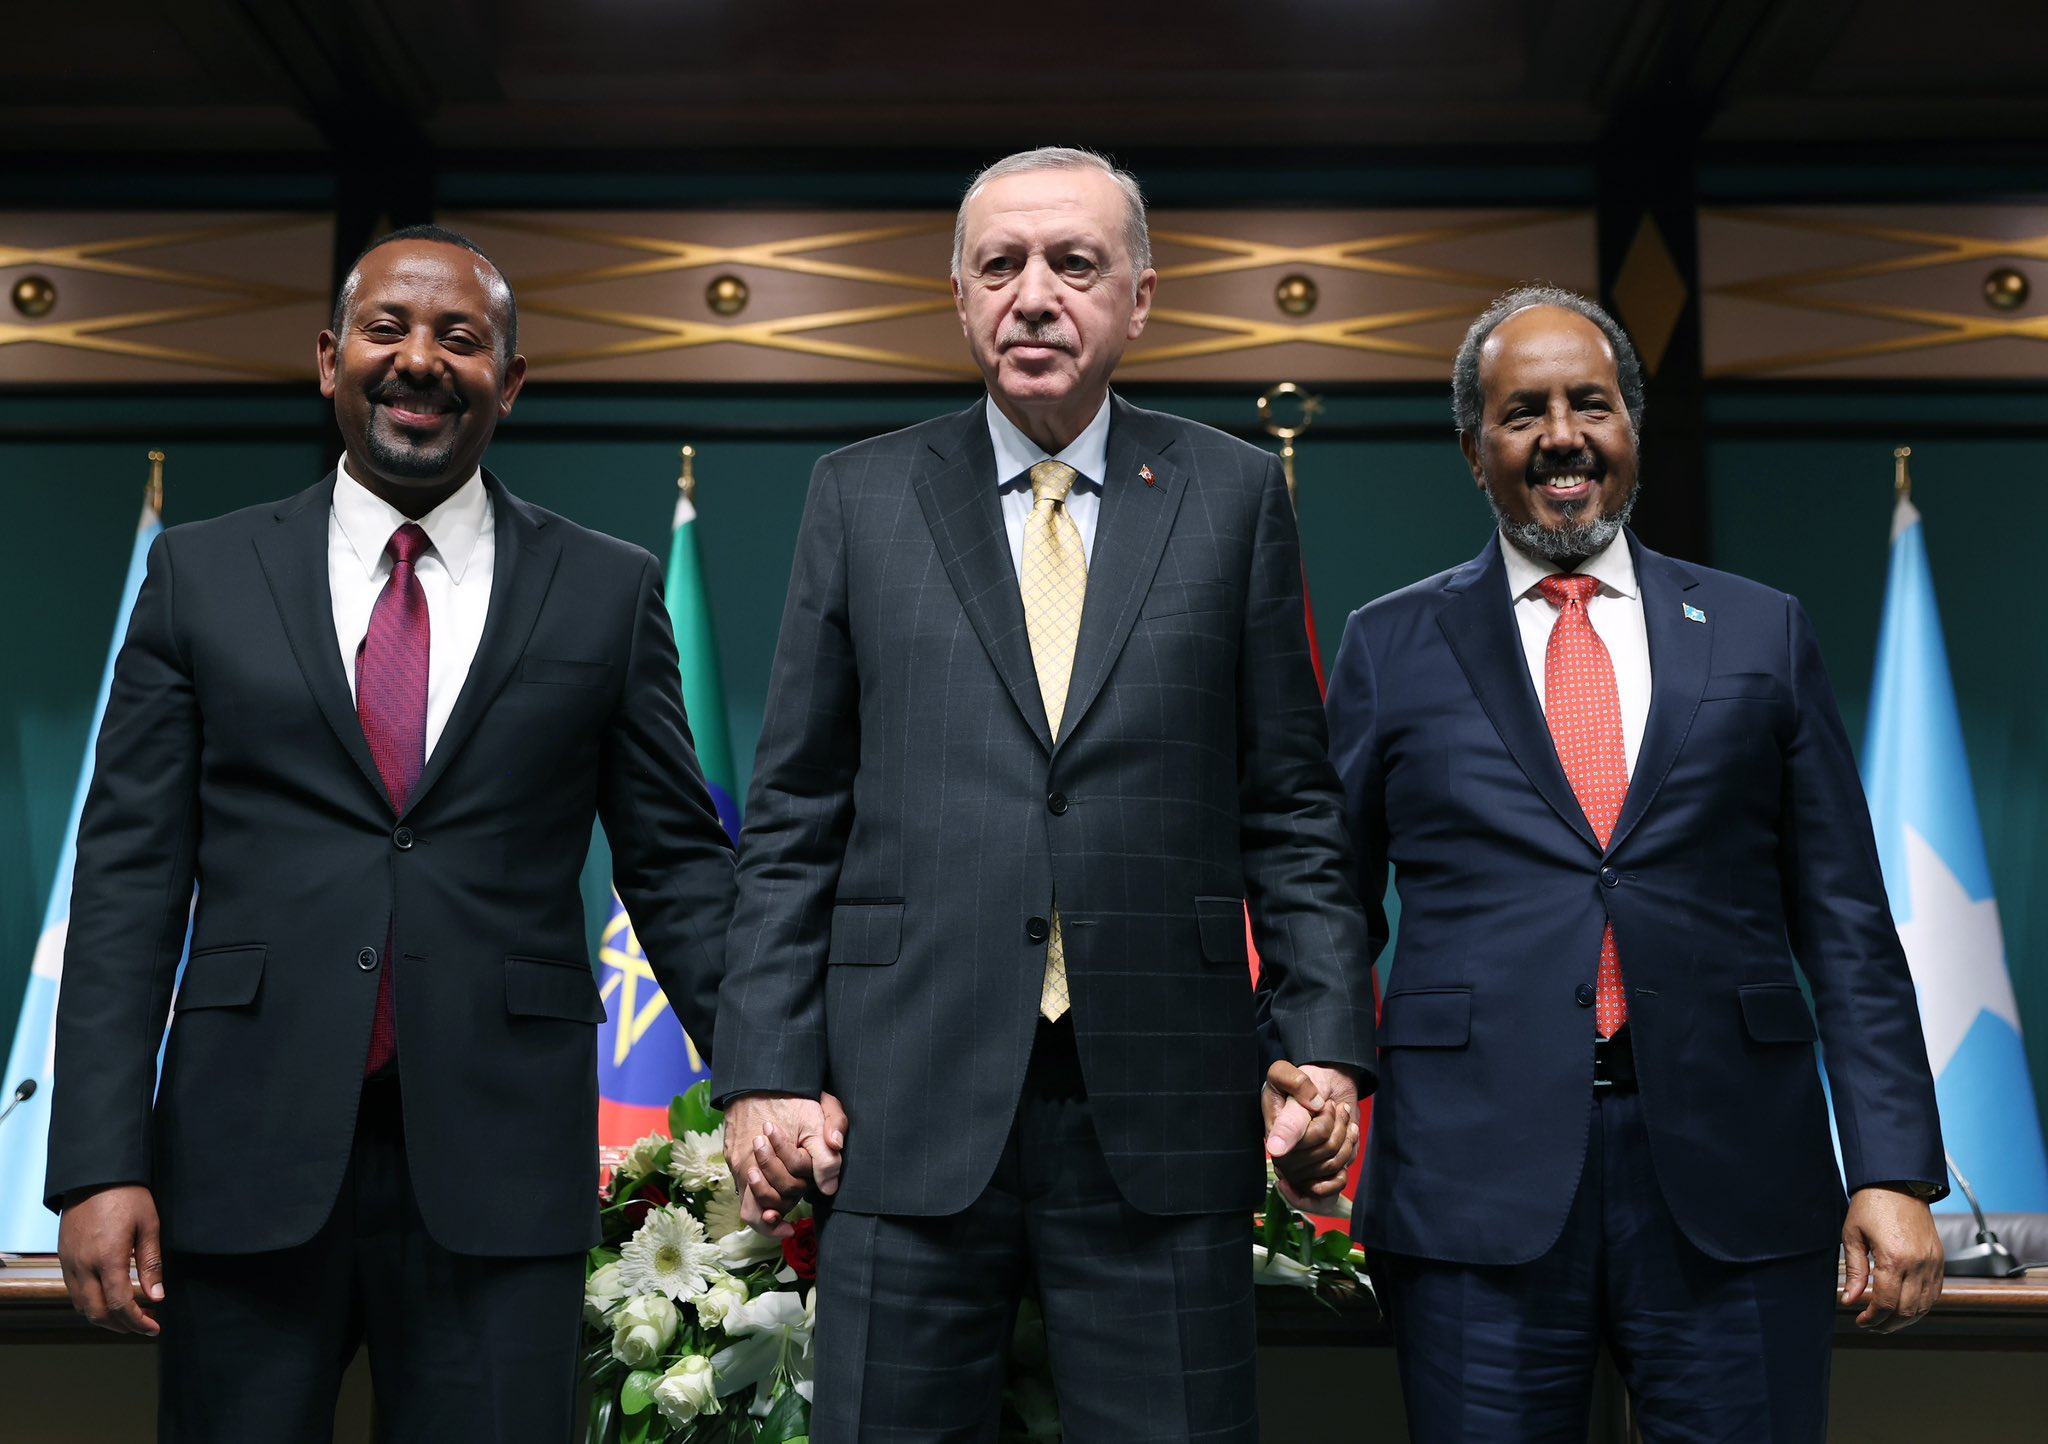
[0,1078,34,1131]
[1943,1149,2022,1279]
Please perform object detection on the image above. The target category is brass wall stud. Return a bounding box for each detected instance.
[1983,266,2029,312]
[1274,274,1319,317]
[706,274,750,317]
[10,274,57,317]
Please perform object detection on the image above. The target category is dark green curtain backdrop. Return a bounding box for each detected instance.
[2,386,2044,1135]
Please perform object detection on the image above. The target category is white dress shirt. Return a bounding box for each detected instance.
[988,393,1111,577]
[331,459,495,758]
[1500,530,1653,780]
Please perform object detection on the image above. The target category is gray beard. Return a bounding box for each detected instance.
[1490,481,1638,565]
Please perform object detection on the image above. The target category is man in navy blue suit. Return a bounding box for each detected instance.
[1317,286,1947,1441]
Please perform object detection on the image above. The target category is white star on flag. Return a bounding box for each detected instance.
[1893,824,2019,1079]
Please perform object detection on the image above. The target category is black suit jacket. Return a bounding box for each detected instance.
[45,472,735,1256]
[1325,532,1944,1265]
[713,396,1376,1218]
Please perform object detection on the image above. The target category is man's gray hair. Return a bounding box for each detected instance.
[951,146,1153,286]
[1451,285,1645,437]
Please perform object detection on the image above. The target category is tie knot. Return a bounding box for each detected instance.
[1537,573,1599,610]
[1029,460,1078,507]
[386,523,430,569]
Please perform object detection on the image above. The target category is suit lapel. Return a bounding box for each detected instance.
[1437,538,1601,854]
[405,472,562,817]
[1057,396,1187,750]
[251,475,390,808]
[910,401,1054,752]
[1606,534,1711,856]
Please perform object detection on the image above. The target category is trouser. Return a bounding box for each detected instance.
[158,1077,585,1443]
[810,1017,1259,1444]
[1374,1085,1838,1444]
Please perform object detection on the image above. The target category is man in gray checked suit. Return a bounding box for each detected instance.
[713,147,1376,1442]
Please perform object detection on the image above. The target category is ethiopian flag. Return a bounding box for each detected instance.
[596,469,738,1145]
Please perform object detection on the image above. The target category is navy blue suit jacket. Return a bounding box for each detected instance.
[1326,531,1944,1265]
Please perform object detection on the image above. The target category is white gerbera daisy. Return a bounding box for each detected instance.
[703,1178,745,1240]
[667,1130,731,1193]
[620,1206,723,1302]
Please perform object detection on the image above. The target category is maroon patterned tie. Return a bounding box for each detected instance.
[358,522,430,1076]
[1537,574,1629,1038]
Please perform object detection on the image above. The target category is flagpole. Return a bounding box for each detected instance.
[1894,445,1912,499]
[147,449,165,516]
[677,443,697,505]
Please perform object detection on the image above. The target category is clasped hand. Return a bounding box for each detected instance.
[721,1092,850,1237]
[1262,1060,1363,1206]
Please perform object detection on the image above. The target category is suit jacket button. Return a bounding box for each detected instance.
[1025,916,1050,944]
[357,947,379,971]
[1047,792,1068,815]
[1600,867,1620,887]
[1575,982,1595,1007]
[393,826,415,850]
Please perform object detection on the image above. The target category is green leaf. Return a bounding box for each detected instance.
[755,1385,810,1444]
[1261,1186,1288,1252]
[589,1389,617,1444]
[1313,1230,1356,1268]
[589,1247,622,1272]
[621,1369,660,1416]
[671,1082,722,1139]
[621,1408,657,1444]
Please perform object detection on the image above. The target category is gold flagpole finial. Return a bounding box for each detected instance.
[1257,382,1322,507]
[1893,446,1912,499]
[678,444,698,505]
[146,449,166,517]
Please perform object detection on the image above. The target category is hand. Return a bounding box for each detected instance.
[722,1092,848,1238]
[1841,1186,1944,1332]
[58,1184,164,1336]
[1262,1061,1360,1205]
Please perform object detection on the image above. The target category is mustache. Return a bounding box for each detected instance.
[370,378,465,413]
[1528,447,1601,480]
[999,321,1077,352]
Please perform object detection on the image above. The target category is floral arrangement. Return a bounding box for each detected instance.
[582,1084,816,1444]
[583,1089,1367,1444]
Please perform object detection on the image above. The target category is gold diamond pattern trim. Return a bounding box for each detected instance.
[1704,209,2048,377]
[1609,217,1688,378]
[0,216,326,379]
[448,209,1589,380]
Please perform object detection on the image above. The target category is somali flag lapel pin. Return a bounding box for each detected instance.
[1683,603,1707,624]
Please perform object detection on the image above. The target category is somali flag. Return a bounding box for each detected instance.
[0,493,164,1251]
[595,475,738,1146]
[1864,490,2048,1211]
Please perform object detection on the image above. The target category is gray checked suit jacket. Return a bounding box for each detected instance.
[713,395,1376,1217]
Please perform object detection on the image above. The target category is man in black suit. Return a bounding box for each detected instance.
[46,226,777,1440]
[713,148,1376,1442]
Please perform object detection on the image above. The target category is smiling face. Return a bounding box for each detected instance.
[1461,305,1640,565]
[317,240,525,497]
[953,165,1155,450]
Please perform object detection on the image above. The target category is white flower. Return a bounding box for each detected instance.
[723,1289,810,1340]
[1250,1243,1316,1289]
[716,1226,785,1271]
[703,1179,745,1240]
[693,1273,750,1330]
[610,1293,679,1368]
[668,1130,731,1193]
[619,1132,669,1181]
[651,1353,721,1427]
[583,1260,628,1326]
[620,1206,723,1302]
[711,1287,817,1403]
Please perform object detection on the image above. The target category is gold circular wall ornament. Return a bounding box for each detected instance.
[1274,273,1318,317]
[1983,266,2029,312]
[10,274,57,318]
[706,274,750,317]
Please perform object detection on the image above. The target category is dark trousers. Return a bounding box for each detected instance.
[157,1078,585,1443]
[1374,1087,1838,1444]
[811,1019,1258,1444]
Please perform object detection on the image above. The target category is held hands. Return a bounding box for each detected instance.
[721,1092,849,1238]
[58,1184,165,1336]
[1262,1060,1361,1207]
[1841,1185,1945,1332]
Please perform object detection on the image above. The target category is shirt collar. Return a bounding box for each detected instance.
[1499,527,1639,602]
[986,393,1112,495]
[334,458,490,583]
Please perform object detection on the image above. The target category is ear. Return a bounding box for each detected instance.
[316,330,339,400]
[1127,267,1157,340]
[1459,428,1484,486]
[952,273,970,335]
[496,353,529,417]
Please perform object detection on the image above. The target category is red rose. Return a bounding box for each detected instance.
[781,1216,819,1281]
[622,1181,671,1230]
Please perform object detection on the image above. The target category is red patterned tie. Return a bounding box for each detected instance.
[1537,574,1628,1037]
[357,522,431,1076]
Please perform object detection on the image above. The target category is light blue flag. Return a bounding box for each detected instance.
[1863,491,2048,1211]
[0,494,165,1251]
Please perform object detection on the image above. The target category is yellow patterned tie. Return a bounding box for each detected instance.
[1022,459,1086,1021]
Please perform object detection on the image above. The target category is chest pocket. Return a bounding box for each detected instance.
[518,657,612,688]
[1139,580,1238,621]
